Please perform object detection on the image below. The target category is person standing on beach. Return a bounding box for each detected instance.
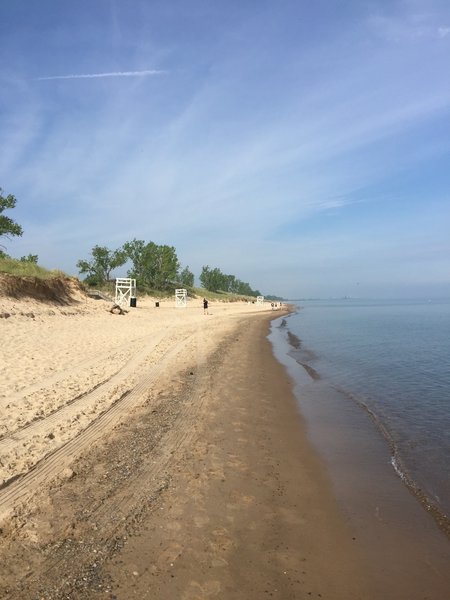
[203,298,209,315]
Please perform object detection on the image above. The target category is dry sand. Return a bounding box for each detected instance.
[1,284,450,599]
[0,290,272,500]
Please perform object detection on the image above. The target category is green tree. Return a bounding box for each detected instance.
[0,188,23,249]
[200,264,260,296]
[77,245,127,285]
[20,254,39,264]
[123,239,148,284]
[178,265,195,287]
[226,274,238,293]
[152,244,180,289]
[200,265,215,291]
[236,280,253,295]
[199,265,228,292]
[124,239,180,290]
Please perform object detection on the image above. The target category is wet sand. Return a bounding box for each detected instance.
[100,314,375,599]
[271,315,450,600]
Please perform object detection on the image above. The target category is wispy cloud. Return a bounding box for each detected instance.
[36,69,165,81]
[2,0,449,297]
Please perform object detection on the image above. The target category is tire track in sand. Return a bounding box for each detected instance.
[1,319,214,599]
[0,329,166,449]
[0,324,199,523]
[87,318,211,537]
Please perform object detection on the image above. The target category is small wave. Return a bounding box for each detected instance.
[334,384,450,539]
[390,455,450,538]
[390,455,409,483]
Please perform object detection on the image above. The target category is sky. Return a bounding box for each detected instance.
[1,0,449,299]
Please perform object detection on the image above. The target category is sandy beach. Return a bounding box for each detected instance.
[0,285,275,505]
[1,282,450,599]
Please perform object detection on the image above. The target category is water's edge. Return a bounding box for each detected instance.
[268,309,450,540]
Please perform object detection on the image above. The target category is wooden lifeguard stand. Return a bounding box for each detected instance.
[115,278,136,306]
[175,289,187,308]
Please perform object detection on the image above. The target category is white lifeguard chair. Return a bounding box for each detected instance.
[256,295,265,305]
[175,288,187,308]
[115,278,136,306]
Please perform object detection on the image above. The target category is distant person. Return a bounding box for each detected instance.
[203,298,209,315]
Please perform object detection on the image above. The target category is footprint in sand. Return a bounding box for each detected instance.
[182,579,222,599]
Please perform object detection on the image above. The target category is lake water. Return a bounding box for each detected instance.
[269,299,450,531]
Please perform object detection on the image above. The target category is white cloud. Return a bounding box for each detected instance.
[437,26,450,38]
[3,0,450,297]
[36,70,166,81]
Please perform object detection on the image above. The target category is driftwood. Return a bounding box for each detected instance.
[109,304,128,315]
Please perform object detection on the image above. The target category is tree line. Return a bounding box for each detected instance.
[77,240,194,290]
[1,186,263,297]
[199,265,261,297]
[77,242,262,297]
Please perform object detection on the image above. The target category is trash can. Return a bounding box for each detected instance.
[130,297,137,308]
[155,301,160,307]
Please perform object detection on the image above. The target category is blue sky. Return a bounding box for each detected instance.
[1,0,449,299]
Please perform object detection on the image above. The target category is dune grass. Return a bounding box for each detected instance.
[190,287,256,302]
[0,258,257,303]
[0,256,66,279]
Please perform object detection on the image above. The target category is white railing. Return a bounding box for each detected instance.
[115,278,136,306]
[175,288,187,307]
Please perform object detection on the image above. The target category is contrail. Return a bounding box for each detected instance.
[37,69,165,81]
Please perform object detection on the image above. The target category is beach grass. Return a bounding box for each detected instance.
[0,258,258,304]
[190,286,257,302]
[0,256,66,279]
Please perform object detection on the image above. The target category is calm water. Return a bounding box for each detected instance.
[270,299,450,526]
